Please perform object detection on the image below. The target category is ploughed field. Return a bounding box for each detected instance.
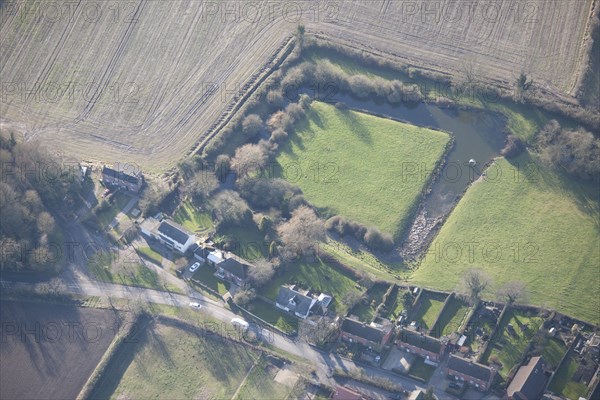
[275,101,450,237]
[1,0,592,171]
[0,301,120,400]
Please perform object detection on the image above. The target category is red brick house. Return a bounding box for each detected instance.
[447,354,496,391]
[397,329,445,362]
[506,356,549,400]
[340,318,393,350]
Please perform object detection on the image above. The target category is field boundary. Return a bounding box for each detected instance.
[78,312,147,400]
[194,36,295,159]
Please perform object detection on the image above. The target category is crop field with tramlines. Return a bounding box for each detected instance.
[1,0,594,172]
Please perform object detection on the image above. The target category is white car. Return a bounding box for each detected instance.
[189,262,201,272]
[231,318,249,330]
[189,302,201,309]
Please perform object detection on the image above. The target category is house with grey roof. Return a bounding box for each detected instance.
[447,354,496,391]
[155,219,196,253]
[506,356,549,400]
[276,285,332,319]
[216,257,251,286]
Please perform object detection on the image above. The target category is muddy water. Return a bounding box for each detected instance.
[303,92,506,259]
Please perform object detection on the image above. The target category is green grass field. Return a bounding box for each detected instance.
[413,153,600,324]
[99,323,259,399]
[549,351,590,400]
[482,309,544,378]
[431,296,470,338]
[172,200,213,234]
[413,291,447,331]
[276,101,449,236]
[262,258,364,316]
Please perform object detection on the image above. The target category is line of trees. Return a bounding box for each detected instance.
[0,131,81,273]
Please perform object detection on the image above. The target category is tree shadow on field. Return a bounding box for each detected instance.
[504,151,600,231]
[338,109,373,145]
[88,316,152,399]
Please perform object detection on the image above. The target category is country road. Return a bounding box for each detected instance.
[0,274,459,399]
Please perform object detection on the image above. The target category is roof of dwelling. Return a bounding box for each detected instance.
[207,250,224,264]
[157,219,193,245]
[399,330,442,353]
[447,355,493,382]
[277,286,315,316]
[219,257,249,280]
[332,385,364,400]
[318,293,333,308]
[506,356,548,399]
[194,246,211,259]
[341,318,389,343]
[102,166,140,184]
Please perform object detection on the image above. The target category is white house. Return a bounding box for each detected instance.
[155,219,196,253]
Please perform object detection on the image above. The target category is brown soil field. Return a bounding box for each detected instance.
[0,1,594,172]
[0,300,121,400]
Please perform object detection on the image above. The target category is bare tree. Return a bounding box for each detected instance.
[241,114,263,137]
[212,190,251,228]
[184,170,218,205]
[230,143,268,178]
[299,316,336,346]
[497,281,528,304]
[459,268,491,303]
[248,259,275,287]
[277,206,325,258]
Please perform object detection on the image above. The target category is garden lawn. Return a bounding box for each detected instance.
[276,101,450,236]
[192,264,229,295]
[99,323,259,399]
[431,296,470,338]
[262,258,363,316]
[382,286,411,320]
[173,200,213,233]
[95,191,131,228]
[481,309,544,378]
[408,357,436,383]
[549,351,590,400]
[412,291,447,331]
[413,153,600,325]
[540,336,568,369]
[349,283,390,322]
[246,298,298,334]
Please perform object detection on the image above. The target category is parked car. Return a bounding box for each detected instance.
[189,262,201,272]
[101,188,111,198]
[189,302,201,309]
